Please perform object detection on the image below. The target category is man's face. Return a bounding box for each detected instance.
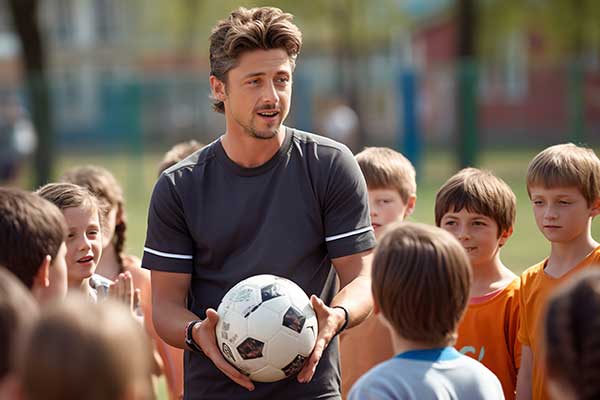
[213,49,292,140]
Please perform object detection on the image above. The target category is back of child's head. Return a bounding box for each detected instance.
[372,221,471,347]
[435,167,516,236]
[18,295,153,400]
[355,147,416,203]
[545,269,600,400]
[527,143,600,206]
[36,182,100,215]
[158,139,204,176]
[60,165,127,265]
[0,266,38,380]
[0,187,67,288]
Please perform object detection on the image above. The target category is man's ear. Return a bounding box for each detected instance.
[404,195,417,219]
[498,226,514,247]
[33,255,51,289]
[210,75,227,102]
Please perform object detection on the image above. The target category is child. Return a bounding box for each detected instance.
[0,187,68,304]
[17,295,154,400]
[157,139,204,176]
[0,266,38,399]
[340,147,417,398]
[36,182,133,302]
[516,143,600,400]
[61,165,184,400]
[349,222,504,399]
[436,167,520,399]
[544,269,600,400]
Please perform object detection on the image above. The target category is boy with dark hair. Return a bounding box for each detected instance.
[0,187,68,304]
[436,168,520,399]
[517,143,600,400]
[349,222,504,399]
[340,147,416,398]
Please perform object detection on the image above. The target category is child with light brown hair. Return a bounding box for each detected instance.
[36,182,133,303]
[348,222,504,399]
[436,167,520,399]
[517,143,600,400]
[340,147,416,398]
[61,165,183,400]
[544,269,600,400]
[157,140,204,176]
[16,295,154,400]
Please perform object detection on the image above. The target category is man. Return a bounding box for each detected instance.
[142,7,375,399]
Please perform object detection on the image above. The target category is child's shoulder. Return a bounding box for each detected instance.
[519,259,547,284]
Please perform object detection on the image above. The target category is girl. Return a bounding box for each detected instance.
[61,166,183,400]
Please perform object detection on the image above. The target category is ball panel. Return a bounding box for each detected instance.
[247,306,281,341]
[282,354,307,377]
[250,365,286,383]
[237,337,265,360]
[282,306,306,333]
[267,330,301,368]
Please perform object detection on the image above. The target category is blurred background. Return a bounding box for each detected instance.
[1,0,599,271]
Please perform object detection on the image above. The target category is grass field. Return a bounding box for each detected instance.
[49,147,600,275]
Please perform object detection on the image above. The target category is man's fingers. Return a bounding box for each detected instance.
[213,356,255,391]
[298,336,325,383]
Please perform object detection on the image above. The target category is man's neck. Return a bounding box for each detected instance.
[546,229,599,277]
[221,127,286,168]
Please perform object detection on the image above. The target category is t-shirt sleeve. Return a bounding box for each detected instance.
[322,146,376,259]
[142,174,194,273]
[516,276,530,347]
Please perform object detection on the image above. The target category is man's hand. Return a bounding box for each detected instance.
[297,295,346,383]
[193,308,255,391]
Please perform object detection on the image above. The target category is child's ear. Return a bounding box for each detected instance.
[33,255,52,289]
[498,226,514,247]
[590,197,600,218]
[210,75,227,102]
[404,195,417,219]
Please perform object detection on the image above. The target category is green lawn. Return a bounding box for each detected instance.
[47,147,600,275]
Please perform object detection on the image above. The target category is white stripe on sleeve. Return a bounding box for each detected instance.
[144,247,193,260]
[325,226,373,242]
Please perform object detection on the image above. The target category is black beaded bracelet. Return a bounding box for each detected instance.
[333,305,349,336]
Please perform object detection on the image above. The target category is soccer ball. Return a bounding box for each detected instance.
[215,274,318,382]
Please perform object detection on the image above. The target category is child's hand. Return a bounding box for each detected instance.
[108,271,133,310]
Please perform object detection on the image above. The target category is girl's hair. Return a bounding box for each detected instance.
[60,166,127,272]
[18,295,153,400]
[36,182,100,216]
[545,269,600,400]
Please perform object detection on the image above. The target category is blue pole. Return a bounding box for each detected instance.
[397,67,421,175]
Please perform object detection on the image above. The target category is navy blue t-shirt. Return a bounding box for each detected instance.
[142,127,375,399]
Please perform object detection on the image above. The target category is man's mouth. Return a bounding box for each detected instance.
[257,110,279,117]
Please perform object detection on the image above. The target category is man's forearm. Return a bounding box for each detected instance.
[153,300,201,349]
[331,272,373,329]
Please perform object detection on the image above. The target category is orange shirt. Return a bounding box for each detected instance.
[339,313,394,399]
[455,278,521,400]
[518,246,600,400]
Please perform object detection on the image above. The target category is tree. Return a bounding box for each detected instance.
[7,0,53,186]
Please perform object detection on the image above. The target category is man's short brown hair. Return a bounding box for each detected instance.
[372,222,471,347]
[435,168,516,236]
[209,7,302,113]
[355,147,417,203]
[526,143,600,206]
[0,188,67,289]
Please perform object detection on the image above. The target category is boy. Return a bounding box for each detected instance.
[0,187,68,304]
[436,168,520,399]
[340,147,416,398]
[157,139,204,176]
[516,143,600,400]
[0,266,38,399]
[349,222,504,400]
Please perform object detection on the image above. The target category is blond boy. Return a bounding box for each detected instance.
[436,168,520,399]
[516,143,600,400]
[340,147,416,398]
[349,222,504,400]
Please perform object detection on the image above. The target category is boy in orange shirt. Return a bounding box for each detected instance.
[340,147,416,398]
[436,167,520,399]
[516,143,600,400]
